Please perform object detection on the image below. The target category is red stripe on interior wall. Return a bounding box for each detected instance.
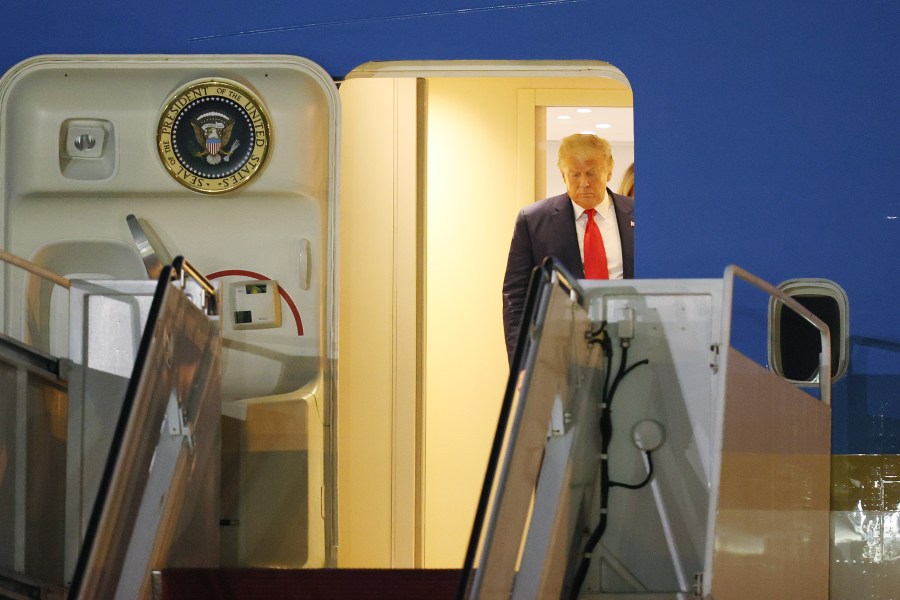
[206,269,304,336]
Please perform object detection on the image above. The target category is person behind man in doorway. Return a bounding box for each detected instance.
[502,133,634,362]
[619,162,634,197]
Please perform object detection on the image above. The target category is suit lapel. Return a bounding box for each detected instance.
[550,194,584,278]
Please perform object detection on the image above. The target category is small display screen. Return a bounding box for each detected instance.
[234,310,253,324]
[245,284,268,294]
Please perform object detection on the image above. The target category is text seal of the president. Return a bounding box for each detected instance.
[158,79,271,194]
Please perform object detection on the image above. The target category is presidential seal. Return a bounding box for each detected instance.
[157,79,271,194]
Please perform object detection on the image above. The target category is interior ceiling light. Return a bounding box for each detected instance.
[557,115,572,120]
[595,123,611,129]
[577,108,592,113]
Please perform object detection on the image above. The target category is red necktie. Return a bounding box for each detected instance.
[583,208,609,279]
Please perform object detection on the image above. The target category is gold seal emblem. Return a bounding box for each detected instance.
[157,79,271,193]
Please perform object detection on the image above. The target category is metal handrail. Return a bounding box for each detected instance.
[540,256,583,304]
[0,248,70,289]
[172,256,216,297]
[723,265,831,405]
[171,256,218,316]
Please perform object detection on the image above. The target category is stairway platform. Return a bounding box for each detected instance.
[156,568,464,600]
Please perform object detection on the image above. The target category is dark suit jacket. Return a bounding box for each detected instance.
[502,189,634,360]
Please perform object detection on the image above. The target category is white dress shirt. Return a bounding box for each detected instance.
[571,191,624,280]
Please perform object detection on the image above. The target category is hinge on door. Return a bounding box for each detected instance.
[693,571,706,599]
[151,570,162,600]
[709,344,720,374]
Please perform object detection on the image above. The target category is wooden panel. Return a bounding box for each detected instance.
[712,348,830,599]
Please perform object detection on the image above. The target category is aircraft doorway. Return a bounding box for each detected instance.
[338,62,633,568]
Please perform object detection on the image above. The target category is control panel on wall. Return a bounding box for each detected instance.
[229,279,282,330]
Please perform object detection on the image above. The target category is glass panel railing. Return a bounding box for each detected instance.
[459,258,600,599]
[69,260,220,600]
[0,334,68,598]
[0,255,220,600]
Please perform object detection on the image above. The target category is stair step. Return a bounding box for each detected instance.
[156,568,463,600]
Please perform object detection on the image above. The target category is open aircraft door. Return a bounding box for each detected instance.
[0,55,338,596]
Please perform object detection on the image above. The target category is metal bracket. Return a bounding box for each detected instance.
[709,344,720,374]
[693,571,705,598]
[163,392,194,455]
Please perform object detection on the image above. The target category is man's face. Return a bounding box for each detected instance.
[561,156,612,209]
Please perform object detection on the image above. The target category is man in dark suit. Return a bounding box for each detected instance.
[502,134,634,361]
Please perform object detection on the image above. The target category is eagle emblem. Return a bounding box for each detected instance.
[192,111,240,165]
[158,79,271,194]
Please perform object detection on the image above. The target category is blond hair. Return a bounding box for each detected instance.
[618,162,634,197]
[557,134,613,171]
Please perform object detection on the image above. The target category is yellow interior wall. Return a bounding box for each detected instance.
[423,76,630,566]
[423,77,522,566]
[337,77,403,567]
